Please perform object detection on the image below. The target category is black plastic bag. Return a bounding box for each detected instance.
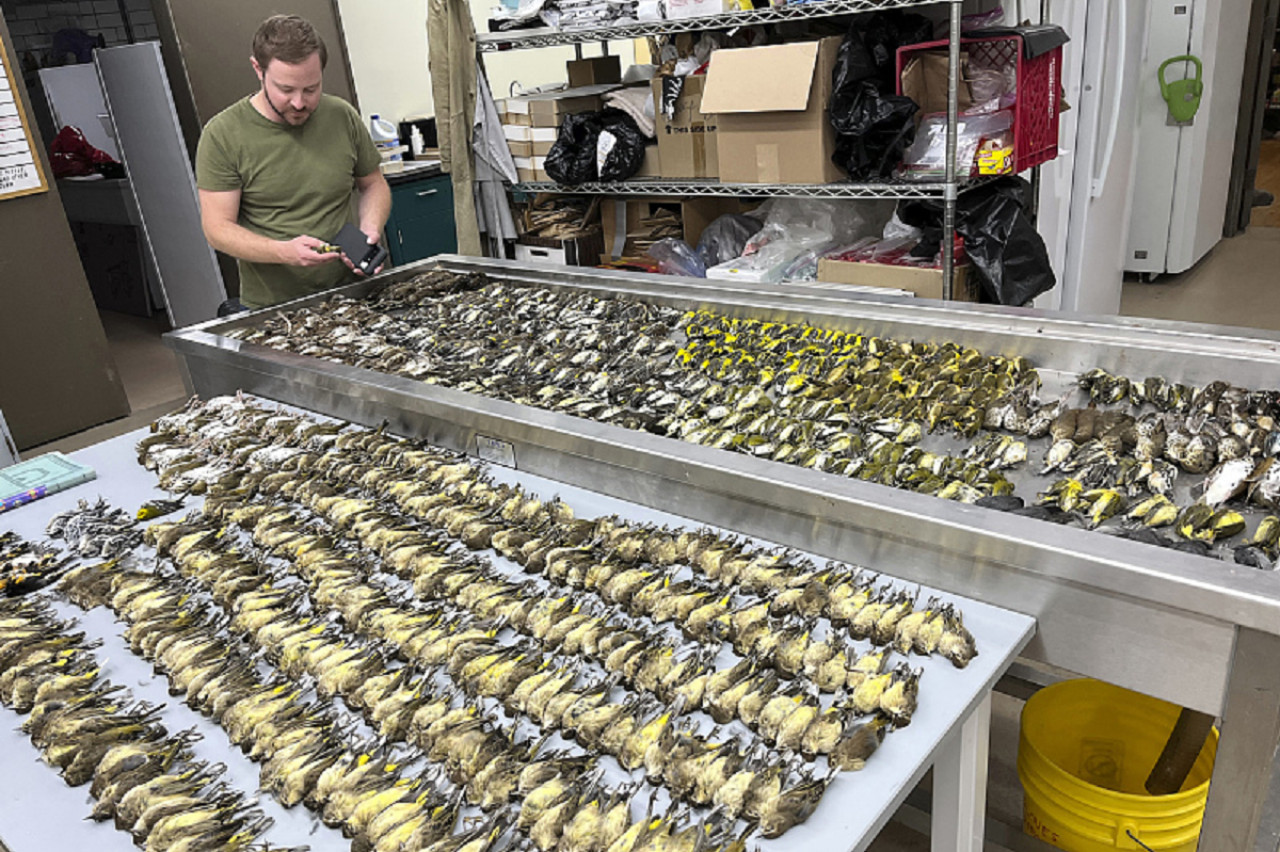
[596,110,646,182]
[829,12,932,179]
[897,177,1056,305]
[831,82,920,179]
[544,109,646,184]
[544,113,600,184]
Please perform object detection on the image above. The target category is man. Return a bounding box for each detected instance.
[196,15,391,309]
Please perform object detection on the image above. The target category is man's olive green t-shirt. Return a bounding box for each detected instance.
[195,94,382,309]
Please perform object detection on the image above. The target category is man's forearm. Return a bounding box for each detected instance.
[204,219,287,265]
[357,176,393,239]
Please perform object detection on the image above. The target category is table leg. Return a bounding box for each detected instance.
[932,692,992,852]
[1198,626,1280,852]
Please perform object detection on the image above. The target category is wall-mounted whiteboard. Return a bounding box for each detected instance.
[0,32,49,201]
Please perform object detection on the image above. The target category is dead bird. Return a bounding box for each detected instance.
[137,498,187,521]
[878,664,922,726]
[937,606,979,668]
[829,716,889,771]
[755,769,835,838]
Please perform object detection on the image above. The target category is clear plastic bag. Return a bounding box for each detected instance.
[708,223,835,283]
[751,198,893,246]
[898,109,1014,180]
[882,211,922,243]
[647,238,707,277]
[696,214,761,267]
[961,6,1005,31]
[778,241,838,281]
[968,66,1009,103]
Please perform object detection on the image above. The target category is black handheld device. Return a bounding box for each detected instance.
[332,223,389,275]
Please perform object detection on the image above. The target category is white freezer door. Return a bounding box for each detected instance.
[1126,0,1252,275]
[1058,0,1151,315]
[1124,2,1192,274]
[1167,0,1251,272]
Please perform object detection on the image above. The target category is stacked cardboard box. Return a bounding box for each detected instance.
[497,85,619,182]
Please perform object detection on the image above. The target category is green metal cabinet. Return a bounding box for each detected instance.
[385,172,457,266]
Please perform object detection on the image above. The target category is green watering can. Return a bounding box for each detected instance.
[1158,54,1203,123]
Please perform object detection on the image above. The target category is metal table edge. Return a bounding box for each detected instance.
[163,326,1280,639]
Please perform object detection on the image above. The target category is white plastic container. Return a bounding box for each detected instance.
[369,114,399,147]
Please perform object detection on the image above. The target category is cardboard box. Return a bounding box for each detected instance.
[700,38,844,184]
[816,258,976,301]
[652,75,718,178]
[508,140,533,159]
[504,125,531,142]
[531,127,557,145]
[634,143,661,178]
[498,96,532,116]
[527,84,618,128]
[515,155,551,183]
[514,157,536,182]
[665,0,736,19]
[532,139,554,157]
[516,229,606,266]
[568,55,622,88]
[601,197,754,258]
[900,50,973,117]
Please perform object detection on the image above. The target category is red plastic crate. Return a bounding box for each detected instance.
[895,34,1061,174]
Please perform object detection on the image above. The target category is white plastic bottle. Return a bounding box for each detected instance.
[369,114,399,147]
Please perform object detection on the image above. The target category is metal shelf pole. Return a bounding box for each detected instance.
[941,0,962,301]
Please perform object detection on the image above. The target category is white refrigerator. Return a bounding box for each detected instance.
[1124,0,1252,278]
[1036,0,1152,315]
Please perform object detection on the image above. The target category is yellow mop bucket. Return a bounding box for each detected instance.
[1018,679,1217,852]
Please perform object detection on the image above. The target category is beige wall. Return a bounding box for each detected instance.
[0,10,131,448]
[338,0,636,123]
[337,0,434,122]
[473,0,637,99]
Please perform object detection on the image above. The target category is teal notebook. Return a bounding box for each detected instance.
[0,453,97,514]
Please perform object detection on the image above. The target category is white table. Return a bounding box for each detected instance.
[0,422,1035,852]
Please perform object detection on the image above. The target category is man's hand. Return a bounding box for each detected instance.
[340,230,385,277]
[279,235,342,267]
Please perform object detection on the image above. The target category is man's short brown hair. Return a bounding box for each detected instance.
[252,15,328,70]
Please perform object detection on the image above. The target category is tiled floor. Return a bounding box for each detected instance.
[27,310,190,458]
[98,311,188,412]
[1121,226,1280,332]
[14,221,1280,851]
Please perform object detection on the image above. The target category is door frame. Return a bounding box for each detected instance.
[1226,0,1280,235]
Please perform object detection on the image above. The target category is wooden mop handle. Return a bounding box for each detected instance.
[1145,708,1215,795]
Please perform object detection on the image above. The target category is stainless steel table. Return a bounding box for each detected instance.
[164,255,1280,852]
[0,421,1034,852]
